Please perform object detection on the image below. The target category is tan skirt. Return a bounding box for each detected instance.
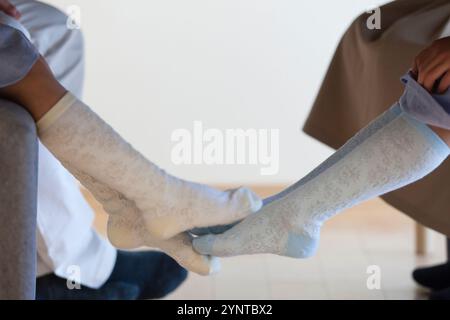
[303,0,450,236]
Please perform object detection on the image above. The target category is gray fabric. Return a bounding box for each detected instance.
[302,0,450,237]
[0,100,38,300]
[400,72,450,130]
[0,21,39,88]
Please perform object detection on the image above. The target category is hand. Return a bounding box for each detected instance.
[413,36,450,93]
[0,0,21,19]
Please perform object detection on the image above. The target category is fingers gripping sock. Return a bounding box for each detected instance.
[67,164,220,276]
[37,93,262,239]
[194,104,450,258]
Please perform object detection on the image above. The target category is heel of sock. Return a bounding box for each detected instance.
[107,215,143,249]
[284,231,320,259]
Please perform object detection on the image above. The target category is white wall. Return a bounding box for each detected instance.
[46,0,387,185]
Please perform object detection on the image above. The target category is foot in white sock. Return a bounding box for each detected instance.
[194,104,450,258]
[37,93,263,240]
[70,165,220,275]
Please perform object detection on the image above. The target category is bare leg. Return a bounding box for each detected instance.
[430,125,450,146]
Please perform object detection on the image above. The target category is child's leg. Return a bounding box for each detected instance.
[194,103,450,258]
[0,19,262,240]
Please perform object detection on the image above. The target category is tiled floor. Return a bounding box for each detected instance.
[86,186,447,300]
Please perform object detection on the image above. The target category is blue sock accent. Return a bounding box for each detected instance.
[285,232,320,258]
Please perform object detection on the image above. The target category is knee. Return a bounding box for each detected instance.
[0,100,37,142]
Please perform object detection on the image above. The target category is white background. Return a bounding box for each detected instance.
[47,0,388,185]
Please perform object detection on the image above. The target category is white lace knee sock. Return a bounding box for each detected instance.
[69,165,219,275]
[37,92,262,239]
